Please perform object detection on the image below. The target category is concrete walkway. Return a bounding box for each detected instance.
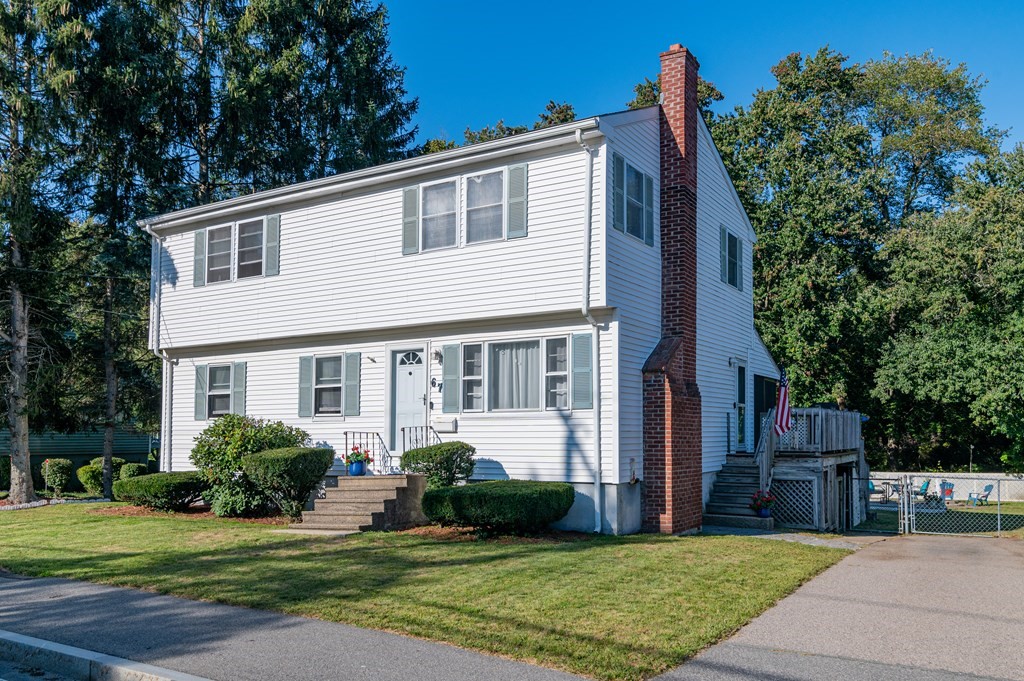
[661,534,1024,680]
[0,574,576,681]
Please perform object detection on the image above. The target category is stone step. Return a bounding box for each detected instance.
[302,511,383,527]
[702,513,775,531]
[705,503,759,517]
[329,475,412,491]
[291,520,371,532]
[311,499,388,514]
[320,488,398,502]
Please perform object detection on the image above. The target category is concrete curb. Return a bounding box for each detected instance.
[0,629,212,681]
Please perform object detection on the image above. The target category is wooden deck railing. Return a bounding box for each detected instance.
[774,408,862,454]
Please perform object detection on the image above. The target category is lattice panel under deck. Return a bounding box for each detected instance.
[772,479,816,528]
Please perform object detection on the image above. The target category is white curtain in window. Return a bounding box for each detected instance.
[489,341,540,410]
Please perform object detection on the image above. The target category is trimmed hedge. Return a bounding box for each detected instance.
[77,465,103,496]
[241,447,334,520]
[400,441,476,489]
[90,456,127,478]
[422,480,575,535]
[112,472,209,511]
[120,463,149,481]
[42,458,73,495]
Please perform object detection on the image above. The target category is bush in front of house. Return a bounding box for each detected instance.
[90,456,127,478]
[41,458,73,496]
[240,447,334,520]
[422,480,576,535]
[400,441,476,489]
[119,463,149,481]
[77,464,104,496]
[112,472,209,512]
[190,414,310,517]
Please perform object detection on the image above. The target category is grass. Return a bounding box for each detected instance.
[854,504,1024,538]
[0,504,848,680]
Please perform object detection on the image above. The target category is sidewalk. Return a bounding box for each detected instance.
[0,573,578,681]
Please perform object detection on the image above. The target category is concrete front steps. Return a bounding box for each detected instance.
[703,454,774,530]
[292,474,428,532]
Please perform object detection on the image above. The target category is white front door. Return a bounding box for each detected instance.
[392,349,427,452]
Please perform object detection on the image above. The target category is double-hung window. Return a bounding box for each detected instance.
[207,364,233,417]
[720,226,743,291]
[194,215,280,287]
[544,338,569,409]
[236,219,265,279]
[612,153,655,245]
[206,226,233,284]
[421,180,458,250]
[462,344,484,411]
[465,171,505,243]
[488,340,541,411]
[314,356,343,416]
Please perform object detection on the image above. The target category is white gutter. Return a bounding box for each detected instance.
[576,129,603,534]
[144,222,173,471]
[143,121,603,232]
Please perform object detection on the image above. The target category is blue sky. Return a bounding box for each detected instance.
[387,1,1020,150]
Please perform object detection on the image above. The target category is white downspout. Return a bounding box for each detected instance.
[145,223,172,472]
[577,129,603,534]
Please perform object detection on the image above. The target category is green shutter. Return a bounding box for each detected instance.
[232,362,247,415]
[194,365,208,420]
[193,230,206,287]
[737,239,744,292]
[719,226,728,283]
[571,334,593,410]
[612,153,625,232]
[298,356,313,417]
[265,214,280,276]
[441,344,461,413]
[507,163,528,239]
[402,187,419,254]
[344,353,361,416]
[643,175,655,246]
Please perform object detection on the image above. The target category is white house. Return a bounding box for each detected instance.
[145,43,778,534]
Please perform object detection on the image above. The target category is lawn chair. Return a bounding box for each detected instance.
[912,479,931,500]
[867,480,890,504]
[939,481,955,503]
[968,484,994,507]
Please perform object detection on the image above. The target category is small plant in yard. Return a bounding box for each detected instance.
[241,447,334,520]
[76,464,103,496]
[113,472,209,511]
[119,463,149,480]
[400,441,476,489]
[190,414,310,517]
[344,446,373,465]
[749,490,777,513]
[90,456,127,478]
[41,459,73,497]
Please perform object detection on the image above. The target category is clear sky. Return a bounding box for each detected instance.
[386,0,1021,150]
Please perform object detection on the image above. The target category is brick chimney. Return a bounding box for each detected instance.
[641,44,703,534]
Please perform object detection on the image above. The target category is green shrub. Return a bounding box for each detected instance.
[400,441,476,489]
[41,458,73,496]
[90,456,127,478]
[0,455,9,491]
[190,414,310,517]
[119,463,149,481]
[112,472,209,512]
[77,465,104,496]
[241,447,334,520]
[422,480,576,535]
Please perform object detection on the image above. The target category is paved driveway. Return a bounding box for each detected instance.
[661,534,1024,680]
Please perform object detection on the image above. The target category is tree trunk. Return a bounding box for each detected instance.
[102,277,117,499]
[8,240,36,505]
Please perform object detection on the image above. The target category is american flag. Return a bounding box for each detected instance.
[774,369,792,436]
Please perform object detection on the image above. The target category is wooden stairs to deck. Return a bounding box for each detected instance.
[702,453,774,530]
[292,474,428,532]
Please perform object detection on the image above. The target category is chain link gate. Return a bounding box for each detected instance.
[889,474,1024,537]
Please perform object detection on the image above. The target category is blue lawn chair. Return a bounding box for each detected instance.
[968,484,994,507]
[912,479,931,499]
[939,481,955,503]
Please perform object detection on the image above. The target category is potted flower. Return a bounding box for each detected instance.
[749,490,776,518]
[345,446,373,477]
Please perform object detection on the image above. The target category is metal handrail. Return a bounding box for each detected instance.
[343,431,396,474]
[400,425,443,452]
[753,408,775,491]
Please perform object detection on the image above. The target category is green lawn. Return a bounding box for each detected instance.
[0,504,848,680]
[854,504,1024,538]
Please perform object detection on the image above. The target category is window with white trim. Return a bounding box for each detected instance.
[625,165,645,240]
[544,337,569,410]
[206,226,233,284]
[236,219,265,278]
[488,340,541,411]
[720,226,743,291]
[611,152,655,246]
[465,171,504,243]
[207,364,232,417]
[461,343,483,411]
[421,180,458,250]
[314,356,343,416]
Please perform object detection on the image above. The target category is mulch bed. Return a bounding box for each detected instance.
[86,505,290,525]
[399,524,593,544]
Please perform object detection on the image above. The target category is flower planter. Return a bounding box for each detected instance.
[347,461,366,477]
[757,508,772,518]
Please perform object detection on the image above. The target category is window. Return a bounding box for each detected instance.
[736,364,747,450]
[462,344,483,411]
[421,180,458,250]
[236,219,264,279]
[207,364,232,417]
[466,171,505,243]
[720,226,743,290]
[206,226,233,284]
[314,356,343,416]
[544,337,569,409]
[488,340,540,410]
[612,153,655,246]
